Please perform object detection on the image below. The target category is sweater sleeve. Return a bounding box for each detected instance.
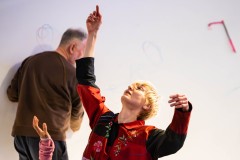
[146,102,192,159]
[7,57,30,102]
[76,57,110,129]
[70,75,84,132]
[39,138,55,160]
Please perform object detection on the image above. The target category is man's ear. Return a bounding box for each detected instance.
[69,43,76,54]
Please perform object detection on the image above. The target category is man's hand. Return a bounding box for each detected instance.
[70,117,83,132]
[32,116,51,139]
[86,5,102,33]
[168,94,189,111]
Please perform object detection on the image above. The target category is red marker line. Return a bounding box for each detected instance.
[208,20,236,53]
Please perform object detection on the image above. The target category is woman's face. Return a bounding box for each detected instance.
[121,82,147,110]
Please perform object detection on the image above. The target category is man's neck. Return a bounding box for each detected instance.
[56,47,68,60]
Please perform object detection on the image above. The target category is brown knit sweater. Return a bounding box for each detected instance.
[7,51,84,141]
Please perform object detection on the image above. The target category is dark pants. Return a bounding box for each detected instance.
[14,136,68,160]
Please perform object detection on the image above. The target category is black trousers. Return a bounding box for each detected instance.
[14,136,68,160]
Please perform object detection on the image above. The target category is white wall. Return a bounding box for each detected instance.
[1,0,240,159]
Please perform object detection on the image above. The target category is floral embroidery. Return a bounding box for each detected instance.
[130,130,138,138]
[105,121,113,138]
[93,141,103,152]
[119,134,128,146]
[113,132,136,156]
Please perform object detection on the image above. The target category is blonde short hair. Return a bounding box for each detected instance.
[133,80,160,120]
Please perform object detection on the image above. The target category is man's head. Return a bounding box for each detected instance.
[58,28,87,65]
[121,80,160,121]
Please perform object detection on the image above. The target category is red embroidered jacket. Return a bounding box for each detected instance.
[76,58,192,160]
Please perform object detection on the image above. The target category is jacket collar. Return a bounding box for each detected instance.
[115,117,145,129]
[122,120,145,129]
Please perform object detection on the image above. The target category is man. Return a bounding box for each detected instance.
[7,27,86,160]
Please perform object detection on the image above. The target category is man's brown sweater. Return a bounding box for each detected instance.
[7,51,84,141]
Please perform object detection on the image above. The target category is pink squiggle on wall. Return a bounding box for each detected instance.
[208,20,236,53]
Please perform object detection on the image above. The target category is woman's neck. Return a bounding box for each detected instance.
[118,108,138,123]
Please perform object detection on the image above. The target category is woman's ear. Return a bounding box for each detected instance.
[143,105,151,110]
